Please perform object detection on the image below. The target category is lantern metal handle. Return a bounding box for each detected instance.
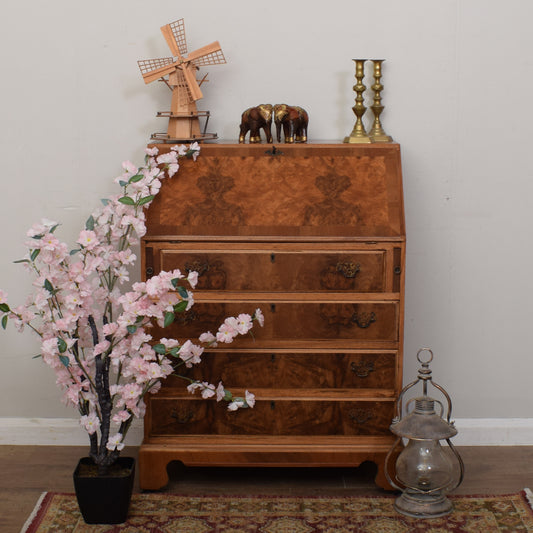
[394,347,454,423]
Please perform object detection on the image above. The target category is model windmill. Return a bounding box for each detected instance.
[138,19,226,142]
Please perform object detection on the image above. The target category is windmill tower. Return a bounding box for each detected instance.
[138,19,226,142]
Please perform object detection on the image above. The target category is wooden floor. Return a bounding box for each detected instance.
[2,445,533,533]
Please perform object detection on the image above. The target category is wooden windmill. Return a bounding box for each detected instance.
[138,19,226,142]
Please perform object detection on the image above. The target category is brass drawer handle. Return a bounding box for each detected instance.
[336,261,360,279]
[348,408,374,425]
[351,311,376,328]
[171,408,194,424]
[351,361,375,378]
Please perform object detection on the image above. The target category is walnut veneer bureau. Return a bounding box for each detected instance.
[139,142,405,490]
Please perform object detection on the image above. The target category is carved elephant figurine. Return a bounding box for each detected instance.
[273,104,309,143]
[239,104,273,143]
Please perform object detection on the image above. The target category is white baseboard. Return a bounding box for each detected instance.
[0,417,532,446]
[452,418,533,446]
[0,417,144,446]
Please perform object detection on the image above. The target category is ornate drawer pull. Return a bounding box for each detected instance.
[351,311,376,328]
[349,408,374,425]
[336,261,360,279]
[171,408,194,424]
[351,361,375,378]
[185,260,209,277]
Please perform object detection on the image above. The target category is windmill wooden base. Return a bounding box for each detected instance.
[151,110,217,143]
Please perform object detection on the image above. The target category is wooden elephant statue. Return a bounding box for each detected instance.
[273,104,309,143]
[239,104,273,143]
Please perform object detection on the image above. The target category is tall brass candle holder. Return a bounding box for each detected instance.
[344,59,371,144]
[369,59,393,142]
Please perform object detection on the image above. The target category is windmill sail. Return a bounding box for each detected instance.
[191,47,226,67]
[166,19,188,56]
[138,57,177,84]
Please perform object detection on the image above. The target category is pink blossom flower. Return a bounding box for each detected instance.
[245,390,256,408]
[189,142,200,160]
[41,233,60,251]
[139,345,156,361]
[93,340,110,356]
[121,383,142,402]
[171,144,188,156]
[167,163,179,177]
[200,383,216,398]
[26,218,58,238]
[199,331,216,345]
[216,382,225,402]
[145,147,159,156]
[254,308,265,327]
[102,322,119,336]
[187,381,202,394]
[160,337,180,349]
[147,362,164,379]
[77,230,99,250]
[122,160,138,175]
[187,271,198,288]
[106,433,125,451]
[80,414,100,435]
[187,381,215,398]
[156,152,178,165]
[235,314,253,335]
[112,410,131,424]
[227,399,245,411]
[216,323,237,343]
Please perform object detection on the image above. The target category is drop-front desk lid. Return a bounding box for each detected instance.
[144,143,405,241]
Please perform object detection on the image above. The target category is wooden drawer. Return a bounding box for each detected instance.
[149,398,395,437]
[167,301,399,342]
[150,247,389,292]
[167,351,397,390]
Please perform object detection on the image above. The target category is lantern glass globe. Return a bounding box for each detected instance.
[396,439,454,491]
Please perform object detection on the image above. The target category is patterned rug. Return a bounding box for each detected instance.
[21,490,533,532]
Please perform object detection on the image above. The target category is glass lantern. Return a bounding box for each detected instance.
[385,348,464,518]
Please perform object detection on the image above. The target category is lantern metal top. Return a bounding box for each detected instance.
[390,397,458,440]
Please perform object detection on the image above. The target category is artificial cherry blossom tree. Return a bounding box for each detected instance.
[0,144,263,473]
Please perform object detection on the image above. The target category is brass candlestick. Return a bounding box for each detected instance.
[344,59,371,144]
[369,59,393,142]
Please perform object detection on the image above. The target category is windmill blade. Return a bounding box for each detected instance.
[187,41,225,63]
[138,58,178,84]
[138,57,175,76]
[181,63,203,101]
[191,48,226,68]
[168,19,188,56]
[160,24,181,57]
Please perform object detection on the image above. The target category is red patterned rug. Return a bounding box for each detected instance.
[21,490,533,532]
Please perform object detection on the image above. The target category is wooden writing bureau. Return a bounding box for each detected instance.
[139,143,405,490]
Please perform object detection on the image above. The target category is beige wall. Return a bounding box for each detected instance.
[1,0,532,423]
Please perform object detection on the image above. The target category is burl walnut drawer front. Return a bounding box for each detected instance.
[168,352,397,390]
[149,399,395,437]
[169,302,399,342]
[155,249,388,293]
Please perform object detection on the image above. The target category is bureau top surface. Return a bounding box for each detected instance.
[145,143,405,239]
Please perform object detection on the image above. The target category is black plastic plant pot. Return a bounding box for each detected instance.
[73,456,135,524]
